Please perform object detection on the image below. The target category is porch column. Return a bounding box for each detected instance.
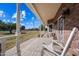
[45,25,50,37]
[57,15,64,45]
[0,38,6,56]
[16,3,21,56]
[39,25,41,38]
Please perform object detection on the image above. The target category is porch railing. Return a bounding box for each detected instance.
[0,34,21,56]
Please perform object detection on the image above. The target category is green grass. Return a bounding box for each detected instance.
[0,31,13,36]
[0,31,39,50]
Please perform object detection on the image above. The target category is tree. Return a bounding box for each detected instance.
[21,26,25,30]
[0,20,7,31]
[7,23,16,34]
[0,20,26,34]
[0,20,16,34]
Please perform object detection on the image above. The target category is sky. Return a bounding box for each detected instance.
[0,3,42,29]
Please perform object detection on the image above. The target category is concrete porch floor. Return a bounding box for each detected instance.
[5,37,54,56]
[5,30,79,56]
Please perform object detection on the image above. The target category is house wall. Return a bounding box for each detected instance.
[48,3,79,29]
[48,3,79,56]
[64,3,79,56]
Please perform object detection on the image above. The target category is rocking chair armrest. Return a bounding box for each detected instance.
[42,42,47,45]
[53,40,64,49]
[74,48,79,52]
[76,48,79,51]
[42,43,60,56]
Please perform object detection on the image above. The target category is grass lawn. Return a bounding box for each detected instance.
[0,31,39,50]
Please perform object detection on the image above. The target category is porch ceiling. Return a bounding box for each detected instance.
[26,3,61,25]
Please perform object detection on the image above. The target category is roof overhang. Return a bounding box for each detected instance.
[26,3,61,25]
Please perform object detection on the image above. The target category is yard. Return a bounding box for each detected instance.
[0,31,39,50]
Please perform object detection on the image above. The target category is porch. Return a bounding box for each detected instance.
[0,3,79,56]
[5,37,54,56]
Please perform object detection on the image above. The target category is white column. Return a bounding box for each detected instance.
[45,25,49,37]
[0,38,6,56]
[39,25,41,38]
[16,3,21,56]
[57,15,64,45]
[60,17,64,45]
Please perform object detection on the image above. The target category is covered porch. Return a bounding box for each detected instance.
[0,3,79,56]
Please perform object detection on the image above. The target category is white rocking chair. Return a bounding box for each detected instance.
[41,27,78,56]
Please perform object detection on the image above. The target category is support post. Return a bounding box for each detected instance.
[0,38,6,56]
[16,3,21,56]
[57,15,64,45]
[39,25,41,38]
[45,25,50,37]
